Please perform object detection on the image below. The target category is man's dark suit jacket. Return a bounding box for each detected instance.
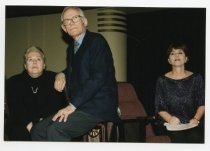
[65,30,119,122]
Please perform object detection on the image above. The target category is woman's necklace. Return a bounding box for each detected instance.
[31,86,38,94]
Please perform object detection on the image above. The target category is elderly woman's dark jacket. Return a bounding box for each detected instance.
[6,70,67,140]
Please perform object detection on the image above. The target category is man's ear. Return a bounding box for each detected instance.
[61,24,67,33]
[82,17,88,27]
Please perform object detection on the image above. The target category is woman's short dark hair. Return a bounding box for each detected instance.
[167,42,189,57]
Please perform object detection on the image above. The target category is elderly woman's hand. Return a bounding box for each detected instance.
[54,72,66,92]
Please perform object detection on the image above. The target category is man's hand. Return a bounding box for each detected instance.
[52,105,76,122]
[54,72,66,92]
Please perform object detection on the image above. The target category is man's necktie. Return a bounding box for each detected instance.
[74,41,80,54]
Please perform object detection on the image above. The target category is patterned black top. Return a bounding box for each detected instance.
[155,73,205,124]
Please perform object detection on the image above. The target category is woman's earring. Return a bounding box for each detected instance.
[185,58,188,63]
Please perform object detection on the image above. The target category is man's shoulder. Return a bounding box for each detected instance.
[86,30,104,39]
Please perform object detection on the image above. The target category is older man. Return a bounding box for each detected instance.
[31,6,119,141]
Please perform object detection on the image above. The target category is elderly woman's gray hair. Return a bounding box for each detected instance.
[24,46,45,63]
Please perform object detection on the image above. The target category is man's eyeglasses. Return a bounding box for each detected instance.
[62,15,82,26]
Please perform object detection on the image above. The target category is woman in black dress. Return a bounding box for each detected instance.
[6,46,67,141]
[155,42,205,143]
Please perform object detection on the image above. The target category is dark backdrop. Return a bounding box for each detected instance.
[126,8,206,117]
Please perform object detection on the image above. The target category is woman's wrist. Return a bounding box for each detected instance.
[168,115,173,123]
[193,116,200,123]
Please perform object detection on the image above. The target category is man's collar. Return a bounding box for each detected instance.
[75,30,86,45]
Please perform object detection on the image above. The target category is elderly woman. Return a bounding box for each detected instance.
[6,46,67,141]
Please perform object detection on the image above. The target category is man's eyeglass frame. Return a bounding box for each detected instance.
[62,15,83,26]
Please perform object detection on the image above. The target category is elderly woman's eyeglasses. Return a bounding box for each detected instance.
[62,15,82,26]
